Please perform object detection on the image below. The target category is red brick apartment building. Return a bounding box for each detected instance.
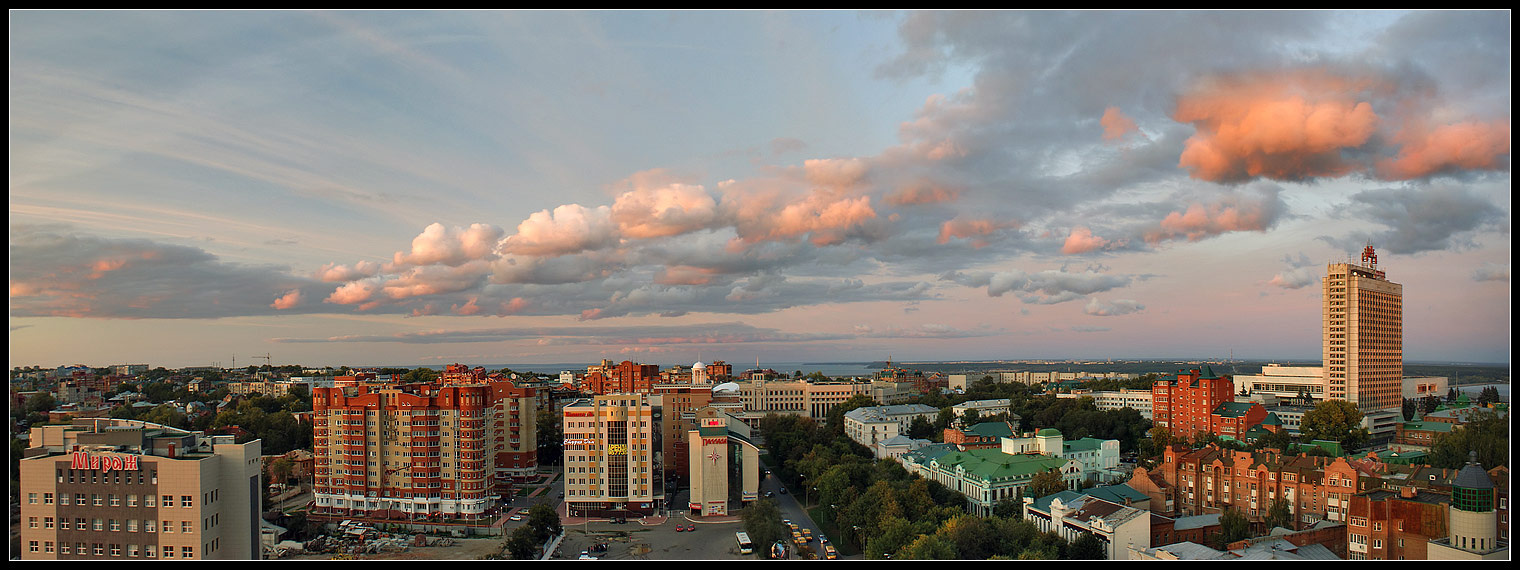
[310,365,537,526]
[580,360,661,394]
[1143,443,1387,525]
[1152,366,1270,440]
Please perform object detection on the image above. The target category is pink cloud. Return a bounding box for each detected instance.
[270,289,303,310]
[316,260,381,282]
[1377,120,1511,180]
[1145,192,1280,244]
[325,279,381,305]
[802,158,870,188]
[498,297,529,315]
[1174,69,1383,182]
[884,183,960,206]
[501,204,618,257]
[391,222,503,268]
[610,181,718,239]
[937,217,1015,248]
[1061,227,1110,254]
[1100,106,1140,141]
[451,297,482,316]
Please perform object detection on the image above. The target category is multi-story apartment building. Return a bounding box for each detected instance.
[842,404,939,448]
[18,418,262,560]
[562,394,664,518]
[950,399,1012,423]
[1146,444,1388,525]
[1153,366,1267,439]
[1323,244,1402,412]
[579,360,662,395]
[651,384,714,486]
[1346,486,1449,560]
[1057,388,1155,419]
[310,369,534,526]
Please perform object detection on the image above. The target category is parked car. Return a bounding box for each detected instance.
[509,513,523,521]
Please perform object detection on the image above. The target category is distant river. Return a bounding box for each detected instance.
[1455,383,1510,401]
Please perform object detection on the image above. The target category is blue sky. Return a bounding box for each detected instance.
[9,11,1511,369]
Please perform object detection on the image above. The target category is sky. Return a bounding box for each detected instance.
[8,10,1512,370]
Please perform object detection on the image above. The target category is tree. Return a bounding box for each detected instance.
[1069,532,1106,560]
[898,533,957,559]
[740,498,785,553]
[1428,409,1509,470]
[1027,469,1067,499]
[1299,399,1369,451]
[537,404,564,466]
[1265,497,1293,531]
[1217,506,1250,549]
[526,502,562,542]
[1477,386,1501,406]
[907,415,936,440]
[505,525,539,559]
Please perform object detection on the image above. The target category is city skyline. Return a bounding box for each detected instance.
[9,11,1512,369]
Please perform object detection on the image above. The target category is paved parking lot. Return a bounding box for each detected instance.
[550,518,755,560]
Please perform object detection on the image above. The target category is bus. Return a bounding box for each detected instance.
[735,531,754,554]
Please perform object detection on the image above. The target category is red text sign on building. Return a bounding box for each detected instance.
[71,452,140,472]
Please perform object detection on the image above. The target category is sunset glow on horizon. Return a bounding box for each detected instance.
[9,10,1511,369]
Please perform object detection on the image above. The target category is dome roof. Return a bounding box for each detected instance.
[712,382,740,393]
[1453,451,1493,490]
[1037,428,1062,437]
[693,361,706,369]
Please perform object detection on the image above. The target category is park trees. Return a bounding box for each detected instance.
[1299,399,1369,451]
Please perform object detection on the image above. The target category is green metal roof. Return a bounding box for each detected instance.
[1213,401,1258,418]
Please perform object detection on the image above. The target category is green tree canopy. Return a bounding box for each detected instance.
[1299,399,1369,451]
[1027,469,1067,499]
[740,498,785,554]
[1217,506,1250,548]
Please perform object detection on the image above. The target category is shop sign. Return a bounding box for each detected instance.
[71,452,140,472]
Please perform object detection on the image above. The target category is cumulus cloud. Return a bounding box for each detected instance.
[1376,120,1511,180]
[1174,68,1383,183]
[316,260,381,282]
[1083,297,1144,316]
[1061,227,1111,254]
[1143,184,1286,244]
[271,289,303,310]
[390,222,503,268]
[500,203,618,256]
[610,178,719,239]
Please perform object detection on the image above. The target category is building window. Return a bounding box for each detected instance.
[182,495,193,508]
[44,493,54,504]
[163,546,174,558]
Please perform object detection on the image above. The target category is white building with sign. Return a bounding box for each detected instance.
[19,418,262,560]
